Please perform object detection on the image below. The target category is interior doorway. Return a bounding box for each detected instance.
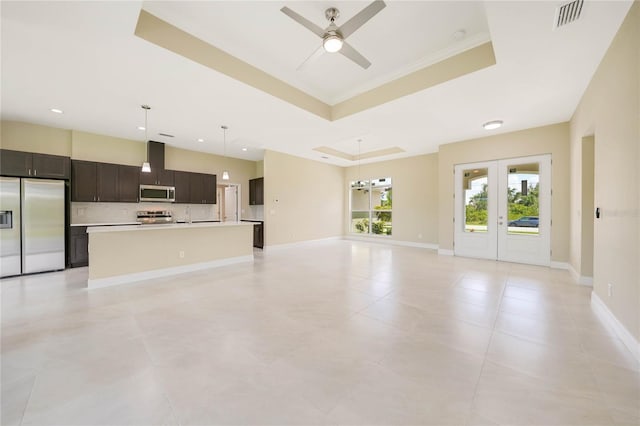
[581,136,595,281]
[217,183,241,222]
[454,154,552,266]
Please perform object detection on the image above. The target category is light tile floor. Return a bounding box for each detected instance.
[1,240,638,425]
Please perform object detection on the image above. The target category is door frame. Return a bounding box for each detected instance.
[218,183,241,222]
[454,154,552,266]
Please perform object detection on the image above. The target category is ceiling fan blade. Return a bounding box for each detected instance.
[338,0,386,39]
[280,7,325,38]
[297,45,325,71]
[339,41,371,69]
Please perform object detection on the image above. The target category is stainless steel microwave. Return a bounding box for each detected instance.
[139,185,175,203]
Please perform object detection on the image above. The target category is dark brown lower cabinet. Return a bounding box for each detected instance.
[242,220,264,248]
[69,226,88,267]
[253,222,264,249]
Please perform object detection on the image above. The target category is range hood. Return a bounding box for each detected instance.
[146,141,166,171]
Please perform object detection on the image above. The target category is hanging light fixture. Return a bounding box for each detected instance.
[357,138,362,187]
[221,125,230,180]
[141,105,151,173]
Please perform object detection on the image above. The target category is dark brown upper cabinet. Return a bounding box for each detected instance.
[173,171,191,203]
[71,160,98,202]
[117,165,140,203]
[249,177,264,205]
[72,160,141,202]
[1,149,70,179]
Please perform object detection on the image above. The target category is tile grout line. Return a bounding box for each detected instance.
[17,374,37,426]
[462,271,509,426]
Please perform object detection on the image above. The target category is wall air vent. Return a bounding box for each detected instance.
[555,0,584,29]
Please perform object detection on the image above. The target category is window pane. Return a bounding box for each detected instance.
[351,187,370,212]
[373,211,392,235]
[507,163,539,236]
[350,177,391,236]
[463,168,488,233]
[351,211,369,233]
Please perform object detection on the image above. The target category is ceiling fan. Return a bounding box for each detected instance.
[280,0,386,70]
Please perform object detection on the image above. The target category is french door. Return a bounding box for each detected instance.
[454,155,551,266]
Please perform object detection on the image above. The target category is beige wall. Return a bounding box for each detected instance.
[570,3,639,341]
[263,150,344,246]
[344,154,439,245]
[438,123,570,261]
[256,160,264,178]
[1,120,71,156]
[71,130,146,166]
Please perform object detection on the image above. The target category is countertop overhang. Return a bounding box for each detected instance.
[86,221,253,234]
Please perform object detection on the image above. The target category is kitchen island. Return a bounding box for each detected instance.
[86,221,254,288]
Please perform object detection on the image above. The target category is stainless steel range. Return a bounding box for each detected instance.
[136,210,174,224]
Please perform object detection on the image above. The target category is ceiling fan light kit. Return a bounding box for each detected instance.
[281,0,386,70]
[323,34,343,53]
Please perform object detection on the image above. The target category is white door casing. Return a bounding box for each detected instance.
[454,155,551,266]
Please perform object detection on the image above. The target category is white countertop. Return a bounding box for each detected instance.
[71,222,139,227]
[87,221,253,234]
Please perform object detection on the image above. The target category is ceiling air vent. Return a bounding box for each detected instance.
[555,0,584,29]
[158,133,174,138]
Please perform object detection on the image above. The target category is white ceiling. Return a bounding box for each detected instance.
[0,1,633,166]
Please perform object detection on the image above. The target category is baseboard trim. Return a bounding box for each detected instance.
[438,249,454,256]
[591,291,640,363]
[87,255,254,289]
[549,261,569,270]
[568,263,594,286]
[344,235,438,250]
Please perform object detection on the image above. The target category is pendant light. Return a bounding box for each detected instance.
[221,125,230,180]
[141,105,151,173]
[357,138,362,187]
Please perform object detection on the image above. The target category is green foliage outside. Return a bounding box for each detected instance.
[354,188,392,235]
[465,183,539,225]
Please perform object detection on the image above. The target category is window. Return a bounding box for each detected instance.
[350,177,392,236]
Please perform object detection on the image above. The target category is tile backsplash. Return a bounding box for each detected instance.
[245,205,264,220]
[71,202,218,224]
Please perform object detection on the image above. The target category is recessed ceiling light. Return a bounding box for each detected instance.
[50,108,63,114]
[137,126,145,131]
[197,138,204,142]
[483,120,503,130]
[242,147,248,151]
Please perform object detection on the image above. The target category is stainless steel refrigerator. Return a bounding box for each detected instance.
[0,177,65,277]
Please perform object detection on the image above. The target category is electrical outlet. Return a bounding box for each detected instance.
[607,283,613,297]
[179,250,185,259]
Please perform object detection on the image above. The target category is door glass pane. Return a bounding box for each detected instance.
[463,168,488,233]
[507,163,539,235]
